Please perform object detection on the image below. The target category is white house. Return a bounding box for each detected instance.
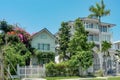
[31,28,56,65]
[68,17,116,74]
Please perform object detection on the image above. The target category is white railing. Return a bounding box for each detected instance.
[17,64,46,78]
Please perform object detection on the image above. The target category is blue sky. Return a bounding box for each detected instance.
[0,0,120,41]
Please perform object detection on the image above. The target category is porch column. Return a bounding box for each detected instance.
[116,61,119,75]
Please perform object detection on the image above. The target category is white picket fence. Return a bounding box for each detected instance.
[17,64,46,78]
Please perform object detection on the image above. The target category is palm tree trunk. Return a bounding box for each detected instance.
[98,17,103,72]
[105,56,108,76]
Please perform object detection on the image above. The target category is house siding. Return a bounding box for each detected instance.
[31,31,56,52]
[31,29,56,65]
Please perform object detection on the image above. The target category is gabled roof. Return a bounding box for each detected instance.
[31,28,56,40]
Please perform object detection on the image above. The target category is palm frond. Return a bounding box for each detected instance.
[101,0,105,9]
[88,14,98,18]
[103,10,110,16]
[88,0,110,20]
[96,3,101,11]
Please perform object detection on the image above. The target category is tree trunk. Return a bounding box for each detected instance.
[98,17,103,71]
[1,34,7,80]
[1,50,4,80]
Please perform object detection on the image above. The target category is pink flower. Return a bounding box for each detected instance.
[18,33,23,41]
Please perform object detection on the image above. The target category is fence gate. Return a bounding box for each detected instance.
[17,64,46,78]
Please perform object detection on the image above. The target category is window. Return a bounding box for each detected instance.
[88,35,99,41]
[85,22,98,29]
[89,35,93,41]
[100,26,107,32]
[102,35,111,41]
[38,43,50,51]
[94,24,98,29]
[90,23,93,28]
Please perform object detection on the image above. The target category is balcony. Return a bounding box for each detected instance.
[84,22,99,34]
[85,28,99,34]
[101,32,112,35]
[88,35,100,45]
[100,33,112,42]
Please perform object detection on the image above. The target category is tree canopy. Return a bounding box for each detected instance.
[58,22,70,61]
[68,18,94,73]
[102,41,111,56]
[0,20,31,76]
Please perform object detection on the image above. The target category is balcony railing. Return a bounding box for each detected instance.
[85,28,99,34]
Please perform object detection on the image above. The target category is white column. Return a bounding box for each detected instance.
[99,53,103,70]
[116,61,119,75]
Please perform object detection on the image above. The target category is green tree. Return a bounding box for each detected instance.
[68,18,94,76]
[88,0,110,72]
[4,42,31,75]
[68,18,94,56]
[58,22,70,61]
[102,41,111,75]
[0,20,13,33]
[0,21,32,79]
[88,0,110,22]
[0,20,14,80]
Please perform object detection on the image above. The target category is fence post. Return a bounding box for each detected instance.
[25,66,26,78]
[17,64,20,77]
[43,64,46,77]
[30,65,32,78]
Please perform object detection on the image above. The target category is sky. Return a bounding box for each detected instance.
[0,0,120,41]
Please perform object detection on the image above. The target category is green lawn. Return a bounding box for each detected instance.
[46,76,80,80]
[108,76,120,80]
[45,76,120,80]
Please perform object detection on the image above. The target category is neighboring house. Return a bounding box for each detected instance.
[113,41,120,74]
[113,41,120,50]
[67,17,116,73]
[31,28,56,65]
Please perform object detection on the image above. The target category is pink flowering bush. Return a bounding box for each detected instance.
[7,27,31,46]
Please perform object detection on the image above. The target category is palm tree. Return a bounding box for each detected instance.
[88,0,110,22]
[102,41,111,76]
[88,0,110,73]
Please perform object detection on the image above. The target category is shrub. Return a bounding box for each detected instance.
[46,61,79,77]
[94,69,104,77]
[46,61,56,76]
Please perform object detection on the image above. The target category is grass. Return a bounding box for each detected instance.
[108,76,120,80]
[45,76,120,80]
[46,76,80,80]
[11,76,120,80]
